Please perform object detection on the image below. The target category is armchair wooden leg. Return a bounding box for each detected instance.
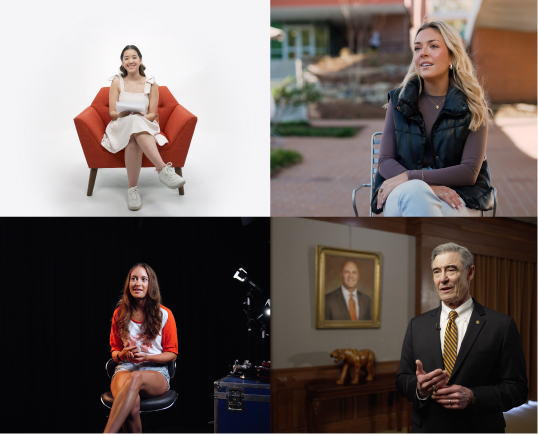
[175,167,185,195]
[87,168,98,196]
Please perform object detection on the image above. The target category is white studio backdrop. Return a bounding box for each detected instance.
[0,0,269,216]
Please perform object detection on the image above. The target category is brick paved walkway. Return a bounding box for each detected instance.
[271,118,537,217]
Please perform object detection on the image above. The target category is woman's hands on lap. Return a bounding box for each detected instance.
[377,171,409,209]
[377,174,465,211]
[131,348,148,364]
[114,111,155,122]
[119,345,138,362]
[116,111,147,119]
[118,345,148,363]
[118,111,132,118]
[430,186,464,210]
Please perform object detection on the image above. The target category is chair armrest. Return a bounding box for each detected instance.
[163,103,197,142]
[352,184,371,217]
[162,104,197,167]
[168,360,177,379]
[74,106,107,167]
[106,358,119,379]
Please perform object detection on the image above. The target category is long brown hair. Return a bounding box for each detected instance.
[115,263,163,342]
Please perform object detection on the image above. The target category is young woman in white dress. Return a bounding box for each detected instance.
[102,45,185,211]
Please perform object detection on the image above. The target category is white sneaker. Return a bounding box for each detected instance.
[158,163,186,189]
[127,186,142,211]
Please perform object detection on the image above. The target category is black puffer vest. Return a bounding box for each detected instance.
[370,77,494,215]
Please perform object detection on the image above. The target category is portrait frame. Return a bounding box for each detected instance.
[316,245,382,329]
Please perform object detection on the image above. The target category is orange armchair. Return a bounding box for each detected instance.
[74,86,197,196]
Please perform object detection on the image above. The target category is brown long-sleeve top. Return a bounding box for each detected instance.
[378,92,487,187]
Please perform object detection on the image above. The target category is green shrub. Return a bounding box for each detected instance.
[272,121,357,138]
[271,149,302,173]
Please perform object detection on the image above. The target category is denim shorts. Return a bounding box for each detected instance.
[112,361,171,391]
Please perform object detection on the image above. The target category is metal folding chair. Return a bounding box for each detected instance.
[352,132,381,217]
[351,132,497,217]
[483,186,497,217]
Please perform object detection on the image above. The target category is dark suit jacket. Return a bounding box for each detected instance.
[396,298,528,433]
[325,287,372,320]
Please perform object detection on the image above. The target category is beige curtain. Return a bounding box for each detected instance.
[471,255,537,401]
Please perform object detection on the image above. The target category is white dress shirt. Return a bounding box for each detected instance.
[440,296,474,354]
[340,286,359,319]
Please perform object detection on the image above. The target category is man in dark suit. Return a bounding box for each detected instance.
[396,243,528,433]
[325,261,372,320]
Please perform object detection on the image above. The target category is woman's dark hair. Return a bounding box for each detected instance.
[119,45,146,77]
[115,263,163,341]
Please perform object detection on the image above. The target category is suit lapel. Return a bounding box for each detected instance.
[428,306,444,371]
[449,298,486,381]
[336,289,350,320]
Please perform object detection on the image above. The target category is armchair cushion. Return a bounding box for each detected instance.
[74,86,197,169]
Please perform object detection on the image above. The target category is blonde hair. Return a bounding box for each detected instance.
[396,20,492,131]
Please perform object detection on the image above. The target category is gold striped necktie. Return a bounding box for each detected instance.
[443,310,458,377]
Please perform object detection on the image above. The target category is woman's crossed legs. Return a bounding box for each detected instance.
[124,132,167,188]
[384,180,481,217]
[104,370,169,433]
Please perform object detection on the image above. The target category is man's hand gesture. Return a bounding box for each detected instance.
[416,359,449,397]
[432,385,474,409]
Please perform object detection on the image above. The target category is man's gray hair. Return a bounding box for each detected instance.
[431,242,473,270]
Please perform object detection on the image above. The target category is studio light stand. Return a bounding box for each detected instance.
[232,268,270,380]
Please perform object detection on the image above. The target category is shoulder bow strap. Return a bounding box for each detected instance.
[108,70,124,82]
[108,72,124,92]
[144,75,155,94]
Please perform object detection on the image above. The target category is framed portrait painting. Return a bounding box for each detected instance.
[316,245,381,329]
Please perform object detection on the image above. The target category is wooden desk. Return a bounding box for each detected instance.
[305,374,409,433]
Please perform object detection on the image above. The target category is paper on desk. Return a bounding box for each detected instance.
[116,101,145,113]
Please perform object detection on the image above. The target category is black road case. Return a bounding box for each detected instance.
[213,375,270,433]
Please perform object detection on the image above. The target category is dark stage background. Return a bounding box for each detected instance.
[0,217,270,433]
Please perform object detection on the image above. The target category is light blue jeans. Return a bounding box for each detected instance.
[384,179,482,217]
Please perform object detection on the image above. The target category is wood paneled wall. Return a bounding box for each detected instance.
[405,218,536,314]
[271,361,411,433]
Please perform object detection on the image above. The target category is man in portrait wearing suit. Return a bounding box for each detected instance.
[325,261,372,320]
[396,243,528,433]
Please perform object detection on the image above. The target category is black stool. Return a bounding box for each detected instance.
[101,358,178,428]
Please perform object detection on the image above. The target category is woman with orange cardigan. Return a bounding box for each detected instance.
[102,45,185,211]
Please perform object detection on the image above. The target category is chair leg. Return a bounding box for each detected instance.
[175,167,185,195]
[87,168,98,196]
[492,187,497,217]
[351,184,370,217]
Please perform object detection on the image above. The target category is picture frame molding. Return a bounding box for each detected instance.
[315,245,382,329]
